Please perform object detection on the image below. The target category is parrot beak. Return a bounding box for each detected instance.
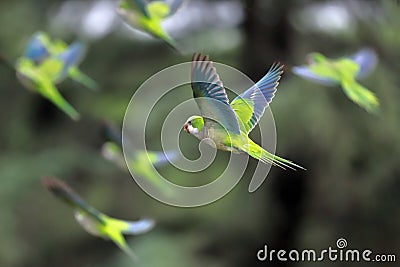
[183,123,189,133]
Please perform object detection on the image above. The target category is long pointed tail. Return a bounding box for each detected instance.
[116,239,138,263]
[245,140,306,170]
[341,79,379,114]
[105,217,155,262]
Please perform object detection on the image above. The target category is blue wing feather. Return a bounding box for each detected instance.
[348,48,378,79]
[292,65,337,86]
[191,53,240,134]
[233,63,284,133]
[24,32,49,63]
[123,218,155,235]
[57,42,85,80]
[151,150,178,167]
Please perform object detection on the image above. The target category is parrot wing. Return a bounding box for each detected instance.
[191,53,240,134]
[42,177,104,224]
[348,48,378,79]
[55,42,85,82]
[109,217,155,235]
[23,31,50,63]
[230,63,283,134]
[292,65,337,86]
[144,150,178,167]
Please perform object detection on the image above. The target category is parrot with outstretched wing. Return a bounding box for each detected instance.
[183,53,305,170]
[23,32,98,90]
[292,48,379,113]
[16,42,84,120]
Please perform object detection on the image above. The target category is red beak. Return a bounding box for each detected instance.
[184,123,189,133]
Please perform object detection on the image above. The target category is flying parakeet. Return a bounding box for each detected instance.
[16,41,84,120]
[183,53,305,170]
[42,176,155,261]
[101,122,178,196]
[116,0,185,49]
[16,32,98,120]
[24,31,98,90]
[292,48,379,113]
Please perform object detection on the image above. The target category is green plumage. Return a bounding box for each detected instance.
[16,58,80,120]
[15,31,98,120]
[293,49,379,113]
[40,33,98,90]
[117,0,184,50]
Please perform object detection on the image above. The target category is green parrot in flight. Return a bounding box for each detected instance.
[15,32,98,120]
[183,53,305,170]
[101,122,178,196]
[24,31,98,90]
[42,176,155,262]
[116,0,185,49]
[16,42,83,120]
[292,48,379,113]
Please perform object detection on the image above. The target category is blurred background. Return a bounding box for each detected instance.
[0,0,399,266]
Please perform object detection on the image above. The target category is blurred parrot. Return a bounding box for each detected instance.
[183,53,305,170]
[15,42,84,120]
[23,31,98,90]
[116,0,185,50]
[42,176,155,262]
[16,32,98,120]
[101,122,178,196]
[292,48,379,113]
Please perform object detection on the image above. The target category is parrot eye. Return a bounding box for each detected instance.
[188,120,191,124]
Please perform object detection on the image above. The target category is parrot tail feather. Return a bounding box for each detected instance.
[104,217,155,261]
[245,140,306,170]
[117,241,138,263]
[267,152,306,171]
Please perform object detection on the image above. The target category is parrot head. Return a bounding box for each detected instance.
[183,115,204,137]
[306,52,326,64]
